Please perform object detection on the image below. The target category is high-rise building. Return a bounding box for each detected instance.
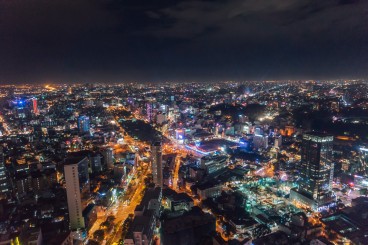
[290,132,335,211]
[14,174,32,197]
[358,146,368,175]
[90,153,102,173]
[77,116,90,133]
[156,112,166,125]
[151,142,163,188]
[299,133,334,198]
[0,147,10,197]
[274,135,282,148]
[102,147,114,170]
[31,97,39,115]
[84,99,94,107]
[254,127,263,135]
[65,154,90,191]
[253,134,268,149]
[330,101,339,112]
[200,155,228,174]
[146,102,153,123]
[64,158,87,230]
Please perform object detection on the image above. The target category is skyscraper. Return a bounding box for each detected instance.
[151,141,163,188]
[64,157,90,230]
[90,153,103,173]
[274,135,282,148]
[77,116,90,133]
[291,132,335,211]
[147,102,153,123]
[0,147,10,198]
[253,134,268,149]
[31,97,39,115]
[102,147,114,170]
[358,146,368,175]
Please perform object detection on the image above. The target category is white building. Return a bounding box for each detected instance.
[274,135,282,148]
[64,161,85,230]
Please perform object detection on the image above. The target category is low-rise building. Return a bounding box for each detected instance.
[200,155,228,175]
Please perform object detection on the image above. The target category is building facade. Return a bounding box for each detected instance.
[0,147,10,197]
[358,146,368,175]
[291,132,335,211]
[151,142,163,188]
[102,147,114,170]
[64,161,86,230]
[77,115,90,133]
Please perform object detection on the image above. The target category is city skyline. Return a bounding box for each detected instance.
[0,81,367,244]
[1,0,368,244]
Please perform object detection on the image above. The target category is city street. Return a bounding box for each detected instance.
[86,111,149,245]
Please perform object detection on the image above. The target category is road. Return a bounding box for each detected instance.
[88,108,149,244]
[87,169,147,244]
[102,106,211,244]
[171,153,181,190]
[108,177,146,244]
[0,115,11,135]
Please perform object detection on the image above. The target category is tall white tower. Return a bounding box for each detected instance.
[64,162,85,230]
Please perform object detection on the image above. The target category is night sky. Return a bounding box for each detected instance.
[1,0,367,83]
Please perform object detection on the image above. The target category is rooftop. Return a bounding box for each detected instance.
[321,214,359,235]
[303,132,334,141]
[64,155,88,165]
[163,189,193,203]
[162,209,215,234]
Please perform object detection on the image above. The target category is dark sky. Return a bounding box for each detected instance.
[0,0,367,83]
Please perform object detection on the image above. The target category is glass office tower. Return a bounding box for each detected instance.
[291,132,335,211]
[299,133,334,200]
